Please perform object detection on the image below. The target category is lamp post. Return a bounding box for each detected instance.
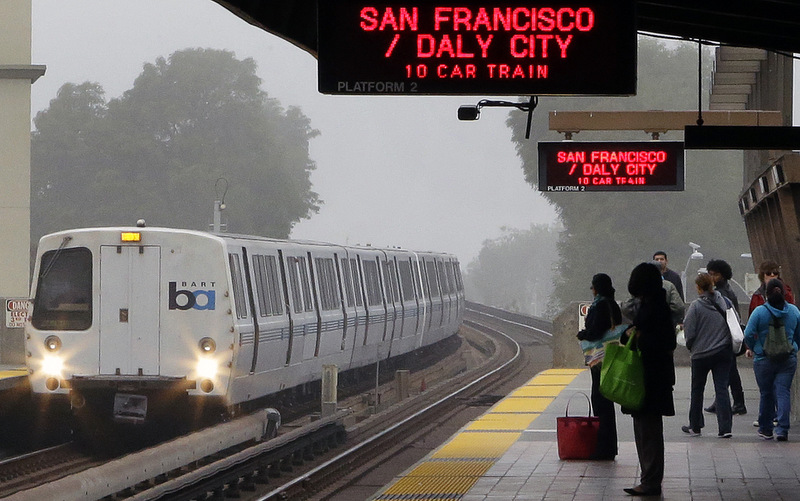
[682,242,705,302]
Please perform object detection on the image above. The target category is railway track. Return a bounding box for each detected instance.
[0,304,552,501]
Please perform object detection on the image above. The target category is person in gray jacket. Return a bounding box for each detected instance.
[681,273,734,438]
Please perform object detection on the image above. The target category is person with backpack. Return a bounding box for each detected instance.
[744,278,800,441]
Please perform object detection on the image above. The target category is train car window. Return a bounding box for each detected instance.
[454,262,464,291]
[445,262,456,294]
[340,258,356,307]
[297,257,314,312]
[266,255,284,315]
[425,261,439,297]
[398,260,414,301]
[350,258,363,307]
[287,257,304,313]
[362,260,382,306]
[253,255,284,317]
[315,258,340,311]
[381,261,396,303]
[32,247,93,331]
[412,260,423,299]
[436,261,449,294]
[228,253,248,319]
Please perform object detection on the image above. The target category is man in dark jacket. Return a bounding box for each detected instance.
[653,251,684,301]
[704,259,747,415]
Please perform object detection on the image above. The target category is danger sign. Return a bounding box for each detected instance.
[578,302,591,331]
[5,299,31,328]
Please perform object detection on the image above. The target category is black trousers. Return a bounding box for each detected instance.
[712,356,745,409]
[632,412,664,490]
[590,363,618,458]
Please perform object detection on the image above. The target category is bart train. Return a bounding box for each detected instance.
[25,224,464,426]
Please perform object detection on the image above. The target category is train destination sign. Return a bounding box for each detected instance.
[538,141,685,192]
[318,1,636,95]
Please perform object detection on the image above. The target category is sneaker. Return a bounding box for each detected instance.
[732,405,747,415]
[753,420,759,427]
[682,425,701,436]
[718,432,732,438]
[777,435,788,442]
[758,430,774,440]
[704,404,717,414]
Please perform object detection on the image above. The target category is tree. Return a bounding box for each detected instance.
[465,224,561,317]
[31,48,320,243]
[506,39,750,310]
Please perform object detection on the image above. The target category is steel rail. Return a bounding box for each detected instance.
[256,326,522,500]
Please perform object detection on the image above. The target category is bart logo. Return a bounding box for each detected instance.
[169,282,216,310]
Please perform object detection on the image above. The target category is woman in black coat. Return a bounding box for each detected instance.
[577,273,623,460]
[621,262,676,496]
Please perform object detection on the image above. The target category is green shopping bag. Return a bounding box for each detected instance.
[599,332,645,410]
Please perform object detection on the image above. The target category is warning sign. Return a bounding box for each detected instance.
[578,302,591,331]
[5,299,31,328]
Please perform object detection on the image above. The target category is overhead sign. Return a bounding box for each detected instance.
[538,141,685,192]
[318,1,637,95]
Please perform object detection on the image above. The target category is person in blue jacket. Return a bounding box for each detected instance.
[744,278,800,441]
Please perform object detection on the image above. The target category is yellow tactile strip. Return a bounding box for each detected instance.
[373,368,584,500]
[0,369,27,379]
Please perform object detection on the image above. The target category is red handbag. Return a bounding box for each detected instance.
[557,392,600,460]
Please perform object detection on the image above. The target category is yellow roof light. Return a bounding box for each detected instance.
[121,232,141,242]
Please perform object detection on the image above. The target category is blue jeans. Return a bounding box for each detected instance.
[754,354,798,437]
[690,349,733,434]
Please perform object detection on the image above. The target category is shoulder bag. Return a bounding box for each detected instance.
[556,391,600,460]
[599,332,645,410]
[711,297,745,355]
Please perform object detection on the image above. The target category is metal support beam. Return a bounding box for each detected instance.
[549,110,782,134]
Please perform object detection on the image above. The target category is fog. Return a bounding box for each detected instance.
[31,0,558,264]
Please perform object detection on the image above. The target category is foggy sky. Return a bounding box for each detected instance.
[30,0,559,264]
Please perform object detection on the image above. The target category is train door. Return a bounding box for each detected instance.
[99,245,161,375]
[284,254,317,362]
[311,253,344,357]
[397,257,418,339]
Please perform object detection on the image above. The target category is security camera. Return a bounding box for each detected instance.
[458,105,480,121]
[688,242,701,251]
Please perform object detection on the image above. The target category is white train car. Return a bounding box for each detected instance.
[25,225,464,424]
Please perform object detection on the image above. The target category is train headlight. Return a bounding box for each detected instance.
[42,355,64,377]
[44,335,62,352]
[199,337,216,354]
[196,357,218,380]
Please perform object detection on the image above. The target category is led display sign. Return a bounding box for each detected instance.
[318,1,637,95]
[538,142,685,192]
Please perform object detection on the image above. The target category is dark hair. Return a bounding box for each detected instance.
[591,273,615,298]
[695,273,715,293]
[758,260,781,283]
[767,278,786,309]
[628,262,663,298]
[653,251,667,260]
[706,259,733,280]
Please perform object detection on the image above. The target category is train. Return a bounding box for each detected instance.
[24,223,464,431]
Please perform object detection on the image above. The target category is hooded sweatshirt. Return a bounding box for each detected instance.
[683,290,731,359]
[744,301,800,362]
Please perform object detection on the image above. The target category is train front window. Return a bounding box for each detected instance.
[32,247,92,331]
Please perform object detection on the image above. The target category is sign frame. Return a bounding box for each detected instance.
[318,1,638,96]
[538,141,685,192]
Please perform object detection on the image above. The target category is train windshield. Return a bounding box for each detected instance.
[32,247,93,331]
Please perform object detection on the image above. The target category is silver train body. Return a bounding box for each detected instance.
[25,227,464,423]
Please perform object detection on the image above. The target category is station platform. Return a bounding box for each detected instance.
[0,365,28,392]
[373,364,800,500]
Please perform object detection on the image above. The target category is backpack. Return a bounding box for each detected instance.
[764,312,794,363]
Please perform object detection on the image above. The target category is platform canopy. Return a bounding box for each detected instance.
[212,0,800,58]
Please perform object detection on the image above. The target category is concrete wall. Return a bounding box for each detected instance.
[0,0,43,365]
